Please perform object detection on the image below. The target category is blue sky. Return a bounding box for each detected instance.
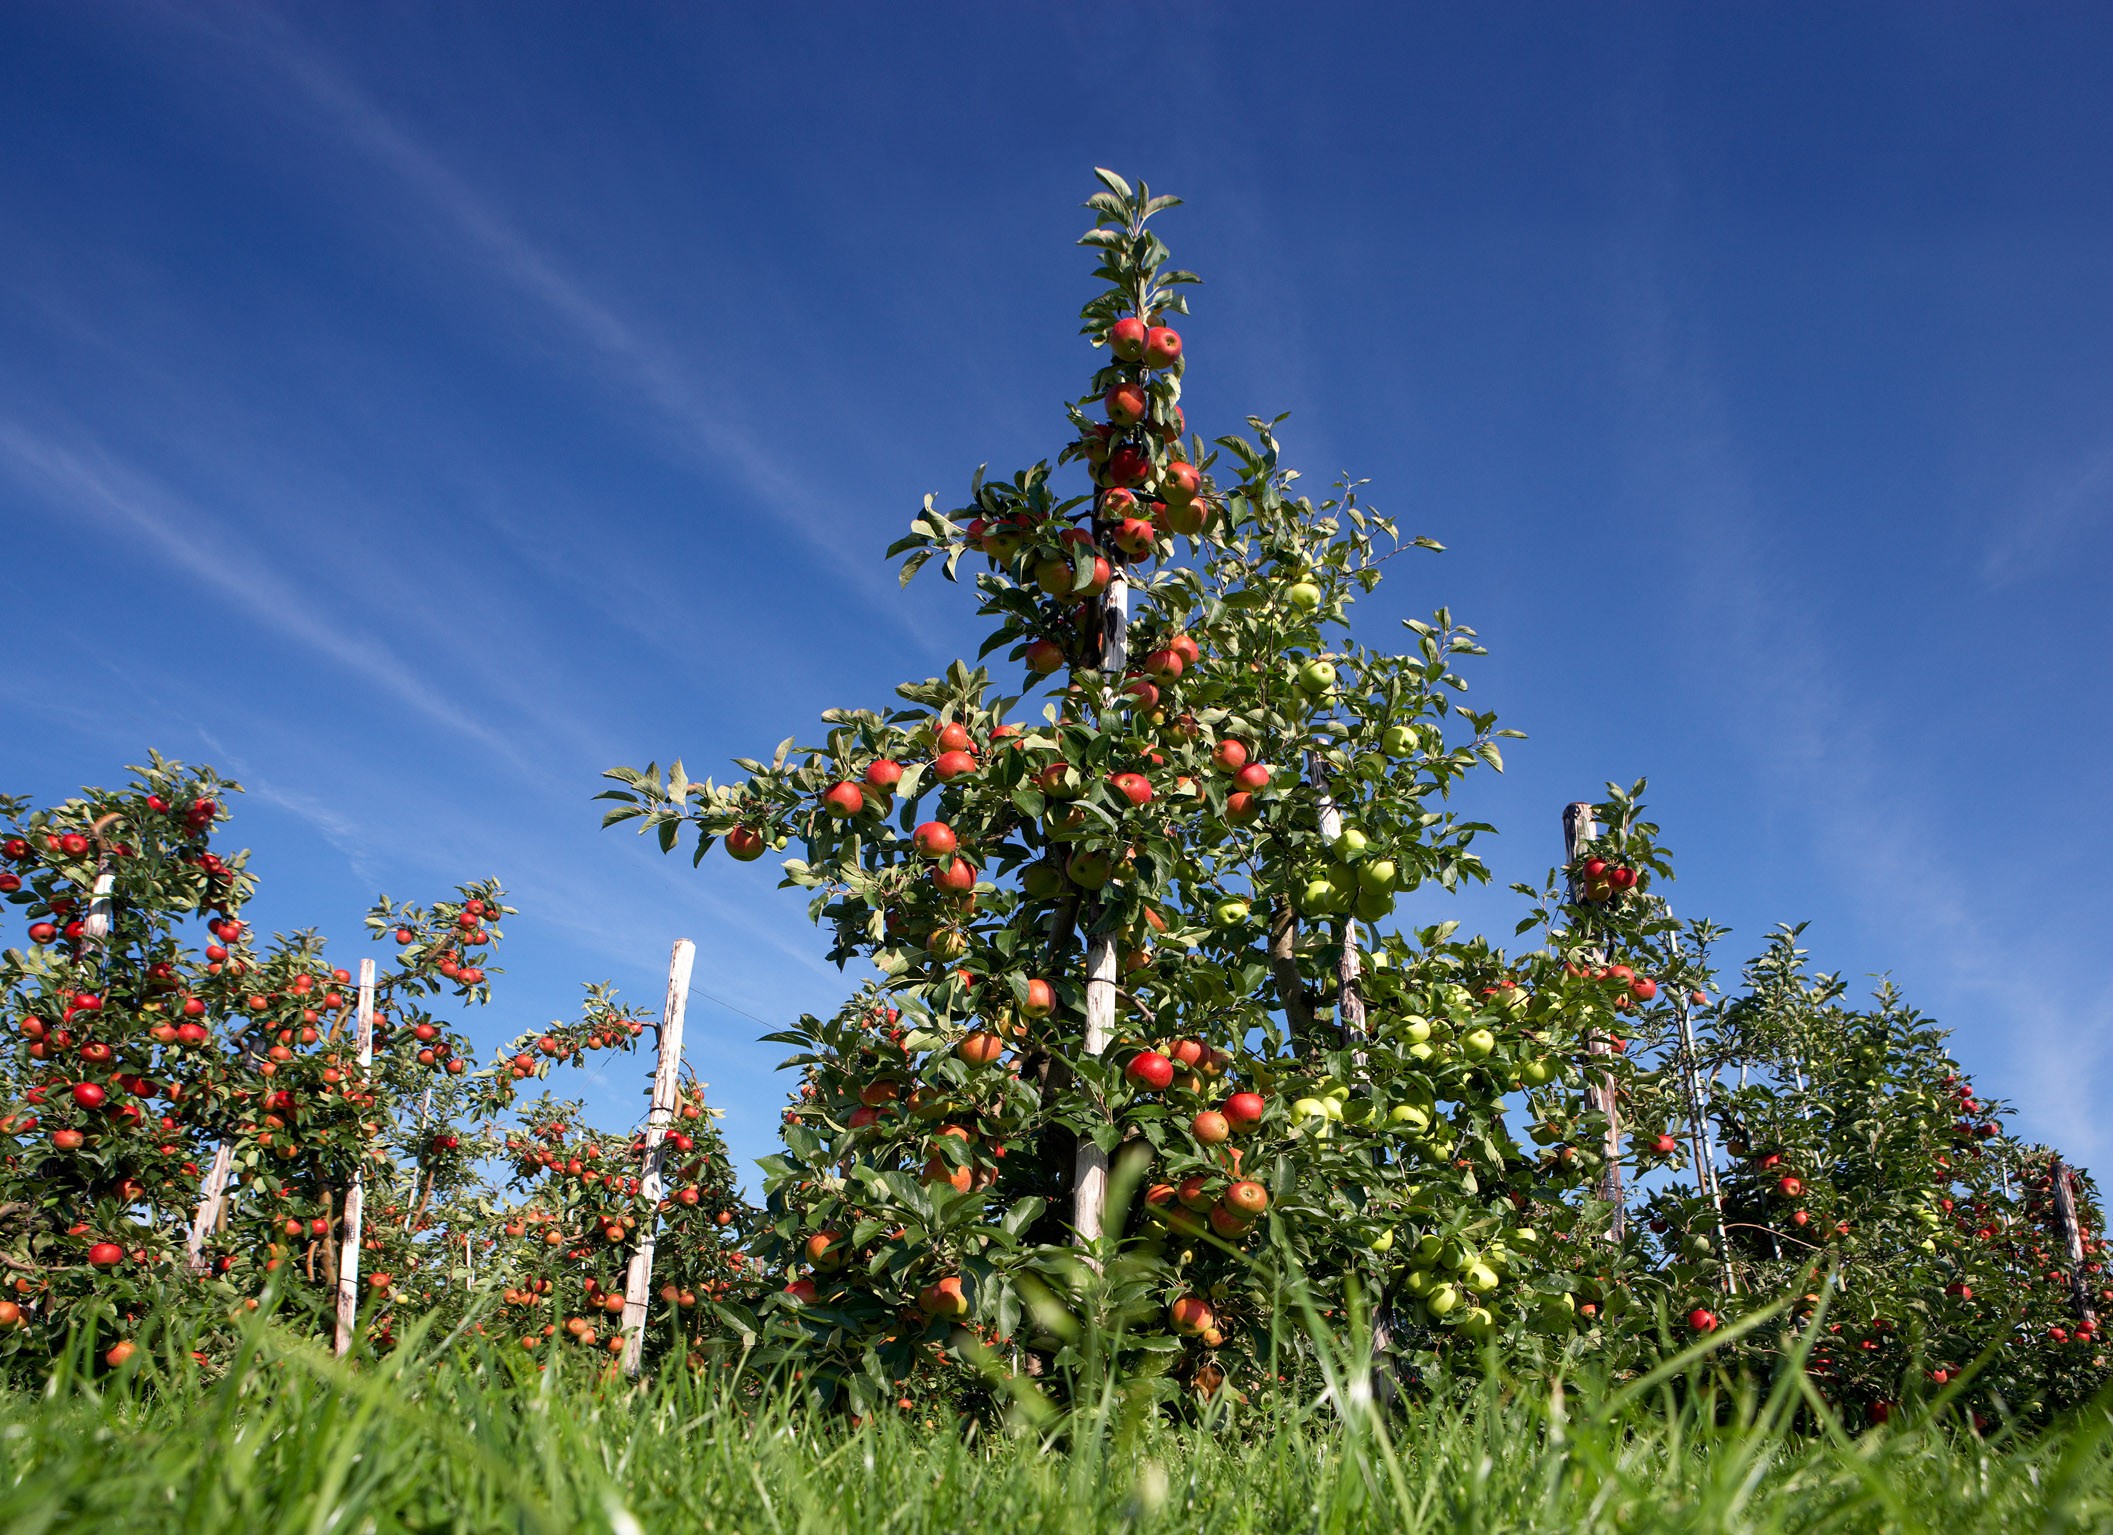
[3,3,2110,1190]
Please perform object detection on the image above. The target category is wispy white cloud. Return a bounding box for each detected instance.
[0,418,534,772]
[1603,229,2113,1170]
[1982,439,2113,587]
[166,11,917,625]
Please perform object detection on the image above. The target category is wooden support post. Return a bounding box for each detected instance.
[1564,803,1624,1240]
[1074,569,1127,1246]
[622,939,696,1375]
[2051,1155,2098,1328]
[1669,962,1735,1295]
[186,1140,236,1275]
[334,959,376,1357]
[1310,754,1365,1052]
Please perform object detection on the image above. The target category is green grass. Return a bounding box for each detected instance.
[1,1317,2108,1534]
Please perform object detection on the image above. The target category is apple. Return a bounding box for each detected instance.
[1582,858,1607,879]
[1125,1051,1175,1091]
[1224,792,1260,824]
[1124,679,1160,710]
[1213,898,1250,927]
[957,1032,1005,1066]
[1380,724,1420,755]
[1357,859,1398,893]
[912,822,957,859]
[1286,580,1322,611]
[1021,979,1057,1018]
[725,827,766,862]
[931,858,977,894]
[805,1231,847,1271]
[1232,762,1270,791]
[1777,1176,1804,1198]
[1631,977,1658,1002]
[87,1241,124,1268]
[1297,659,1336,695]
[1687,1307,1718,1333]
[1192,1110,1230,1144]
[1104,381,1148,426]
[1109,316,1148,361]
[1035,557,1078,596]
[822,781,866,818]
[1140,647,1184,680]
[1143,325,1182,368]
[1161,461,1201,503]
[1650,1133,1678,1156]
[1021,863,1064,900]
[933,750,978,783]
[1104,446,1151,487]
[1161,498,1208,537]
[1110,772,1153,807]
[1169,1295,1214,1335]
[865,759,904,792]
[1225,1180,1268,1218]
[1024,638,1066,674]
[1212,739,1249,774]
[1223,1091,1265,1131]
[1065,848,1114,888]
[917,1276,969,1318]
[71,1082,106,1110]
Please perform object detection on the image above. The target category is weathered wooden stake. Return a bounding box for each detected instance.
[2050,1155,2099,1328]
[1564,802,1625,1240]
[186,1140,236,1275]
[1074,569,1128,1246]
[1310,754,1366,1052]
[334,958,376,1357]
[621,938,696,1375]
[1668,959,1735,1295]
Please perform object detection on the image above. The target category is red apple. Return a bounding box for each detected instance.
[1020,979,1056,1018]
[1212,739,1249,774]
[724,827,766,861]
[1125,1051,1175,1091]
[932,750,978,782]
[931,858,977,894]
[912,822,957,859]
[1223,1091,1265,1131]
[1024,639,1065,675]
[1108,316,1148,361]
[1104,381,1148,426]
[1143,325,1182,369]
[1110,772,1153,807]
[822,781,866,818]
[1192,1110,1230,1144]
[1161,461,1201,502]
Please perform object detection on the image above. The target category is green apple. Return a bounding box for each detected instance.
[1369,1227,1395,1254]
[1354,753,1387,781]
[1290,1097,1329,1123]
[1380,724,1421,755]
[1331,826,1369,859]
[1299,877,1337,916]
[1465,1262,1501,1294]
[1213,898,1251,927]
[1286,580,1322,612]
[1297,659,1336,695]
[1354,888,1394,923]
[1387,1103,1430,1133]
[1021,863,1064,900]
[1425,1283,1460,1318]
[1402,1267,1432,1297]
[1407,1040,1434,1063]
[1357,859,1397,893]
[1520,1056,1555,1086]
[1398,1016,1431,1044]
[1463,1028,1496,1060]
